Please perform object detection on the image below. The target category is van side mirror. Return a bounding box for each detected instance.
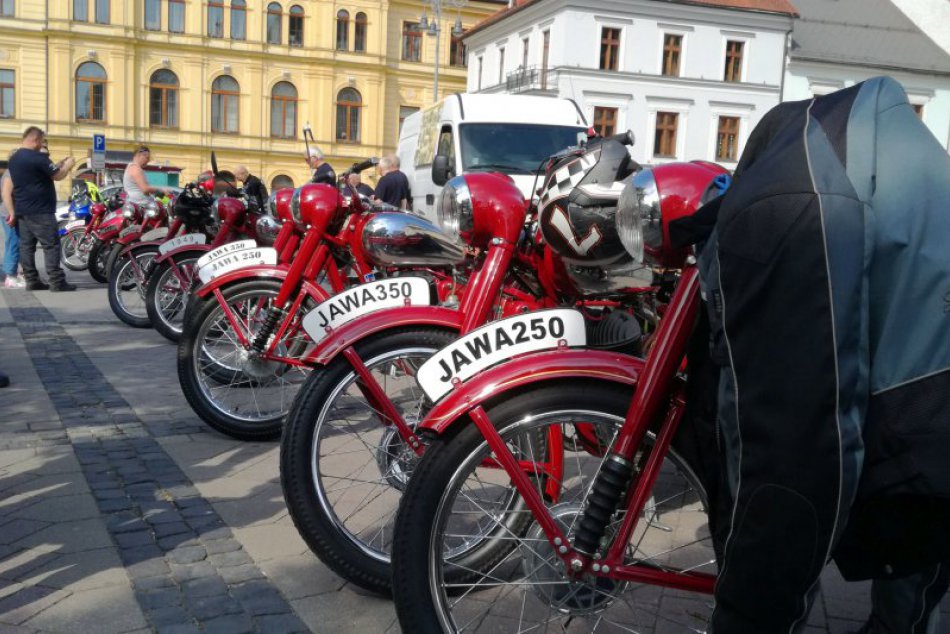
[432,154,454,187]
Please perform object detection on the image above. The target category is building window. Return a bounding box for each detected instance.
[230,0,245,39]
[95,0,109,24]
[270,81,297,138]
[0,70,13,118]
[662,34,682,77]
[74,0,87,21]
[168,0,184,32]
[144,0,160,30]
[267,2,282,44]
[716,116,739,161]
[521,37,529,68]
[912,103,924,118]
[211,75,239,133]
[208,0,224,37]
[724,40,743,82]
[289,5,303,47]
[593,106,617,137]
[654,111,678,157]
[399,105,420,133]
[0,0,11,17]
[600,27,620,71]
[149,69,179,128]
[477,56,483,90]
[336,9,349,50]
[354,12,367,52]
[498,47,505,84]
[451,34,466,67]
[271,174,294,190]
[541,30,550,89]
[402,22,422,61]
[76,61,107,122]
[336,87,361,143]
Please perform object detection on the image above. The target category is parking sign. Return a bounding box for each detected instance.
[92,134,106,170]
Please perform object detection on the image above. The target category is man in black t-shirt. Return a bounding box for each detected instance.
[307,148,336,185]
[234,165,268,210]
[373,155,410,209]
[2,127,76,291]
[346,173,374,198]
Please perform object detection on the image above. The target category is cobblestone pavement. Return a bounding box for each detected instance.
[0,266,948,633]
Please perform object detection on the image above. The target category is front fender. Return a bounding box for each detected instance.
[119,239,166,259]
[194,264,293,298]
[418,349,643,435]
[153,244,212,265]
[306,306,464,365]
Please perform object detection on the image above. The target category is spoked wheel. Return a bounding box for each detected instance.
[281,327,459,594]
[87,239,111,283]
[61,227,93,271]
[146,253,200,343]
[177,279,316,441]
[393,382,715,634]
[107,246,159,328]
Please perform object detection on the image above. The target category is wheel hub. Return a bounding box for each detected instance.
[520,503,627,616]
[375,417,420,491]
[236,349,280,381]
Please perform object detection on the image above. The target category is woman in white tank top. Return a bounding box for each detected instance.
[123,145,159,205]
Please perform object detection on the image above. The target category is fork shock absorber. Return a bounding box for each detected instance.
[572,454,635,557]
[251,305,285,353]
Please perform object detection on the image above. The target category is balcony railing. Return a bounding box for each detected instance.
[504,66,556,93]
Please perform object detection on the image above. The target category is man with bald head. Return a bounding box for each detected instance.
[373,154,410,209]
[234,165,267,210]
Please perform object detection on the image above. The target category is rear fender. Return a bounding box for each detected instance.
[153,244,212,265]
[418,349,643,435]
[305,306,464,365]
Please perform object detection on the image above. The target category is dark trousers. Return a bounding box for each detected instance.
[17,214,65,286]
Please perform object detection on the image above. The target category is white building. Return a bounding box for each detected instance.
[784,0,950,149]
[462,0,797,167]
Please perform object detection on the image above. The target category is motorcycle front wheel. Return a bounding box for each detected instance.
[87,238,111,283]
[107,245,159,328]
[280,327,458,595]
[177,279,316,441]
[392,381,715,634]
[61,227,92,271]
[145,253,200,343]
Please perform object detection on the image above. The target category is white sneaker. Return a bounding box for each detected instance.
[3,275,26,289]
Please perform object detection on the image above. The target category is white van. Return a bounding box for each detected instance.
[397,94,588,222]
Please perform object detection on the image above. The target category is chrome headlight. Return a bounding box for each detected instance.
[267,191,278,217]
[436,176,473,242]
[122,201,136,219]
[617,169,661,263]
[144,200,160,219]
[256,216,281,246]
[290,187,303,225]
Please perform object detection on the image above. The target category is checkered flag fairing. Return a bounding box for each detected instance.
[539,149,601,208]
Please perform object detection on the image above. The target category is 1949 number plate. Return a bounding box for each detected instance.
[302,277,431,344]
[196,240,258,269]
[159,233,207,255]
[416,309,587,402]
[197,247,278,284]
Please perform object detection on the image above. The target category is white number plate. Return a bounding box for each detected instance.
[142,227,170,242]
[302,277,432,344]
[159,233,207,255]
[197,247,278,284]
[416,309,587,402]
[65,219,86,231]
[196,240,258,269]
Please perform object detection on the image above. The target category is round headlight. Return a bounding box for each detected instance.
[436,175,473,241]
[267,192,278,217]
[290,188,303,225]
[122,202,136,219]
[256,216,281,246]
[617,169,661,263]
[144,201,160,219]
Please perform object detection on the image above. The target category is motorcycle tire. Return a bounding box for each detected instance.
[280,326,458,596]
[178,278,316,441]
[107,245,159,328]
[87,239,110,283]
[61,227,90,271]
[393,381,713,634]
[145,253,201,343]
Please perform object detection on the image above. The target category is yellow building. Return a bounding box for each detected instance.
[0,0,503,197]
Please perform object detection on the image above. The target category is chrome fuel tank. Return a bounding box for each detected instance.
[361,212,465,268]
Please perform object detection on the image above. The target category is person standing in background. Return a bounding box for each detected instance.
[0,157,25,289]
[307,148,336,185]
[123,146,164,205]
[346,172,374,198]
[234,165,268,210]
[373,155,410,210]
[3,127,76,292]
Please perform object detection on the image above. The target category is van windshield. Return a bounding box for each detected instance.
[459,123,585,174]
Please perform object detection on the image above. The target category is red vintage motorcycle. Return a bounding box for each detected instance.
[85,191,129,283]
[177,161,458,440]
[387,160,727,633]
[279,134,667,595]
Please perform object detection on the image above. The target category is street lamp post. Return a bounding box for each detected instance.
[419,0,466,104]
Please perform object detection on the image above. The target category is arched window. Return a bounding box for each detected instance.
[76,61,106,122]
[270,81,297,139]
[211,75,239,133]
[336,9,349,51]
[230,0,246,40]
[354,12,367,53]
[289,5,304,47]
[149,69,179,128]
[266,2,282,45]
[271,174,294,190]
[335,88,361,143]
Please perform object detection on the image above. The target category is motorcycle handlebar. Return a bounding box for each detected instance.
[345,157,379,176]
[606,130,635,146]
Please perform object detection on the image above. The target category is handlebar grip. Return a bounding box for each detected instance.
[608,130,635,146]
